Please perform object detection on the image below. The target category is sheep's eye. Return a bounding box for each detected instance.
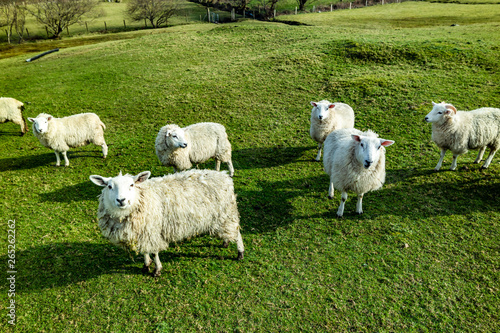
[377,145,381,150]
[172,135,177,139]
[437,112,442,114]
[360,143,364,148]
[107,185,112,189]
[130,184,134,188]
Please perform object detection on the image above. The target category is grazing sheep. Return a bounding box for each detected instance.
[89,169,244,277]
[310,100,355,161]
[0,97,27,135]
[323,128,395,217]
[425,101,500,170]
[28,113,107,167]
[155,122,234,176]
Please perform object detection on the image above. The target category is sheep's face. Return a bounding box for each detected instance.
[425,102,457,123]
[28,115,52,134]
[165,127,188,149]
[90,171,151,214]
[311,101,335,122]
[352,134,394,169]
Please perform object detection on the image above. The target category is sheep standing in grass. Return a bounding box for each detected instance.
[0,97,27,135]
[323,128,395,217]
[310,100,355,161]
[155,122,234,176]
[425,102,500,170]
[28,113,107,166]
[90,169,244,277]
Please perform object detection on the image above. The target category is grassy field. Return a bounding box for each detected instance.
[1,2,499,332]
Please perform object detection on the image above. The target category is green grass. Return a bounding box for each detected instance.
[1,2,499,332]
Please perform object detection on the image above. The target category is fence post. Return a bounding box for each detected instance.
[331,4,333,11]
[274,9,276,18]
[295,7,297,15]
[313,5,315,12]
[207,8,210,22]
[350,2,352,9]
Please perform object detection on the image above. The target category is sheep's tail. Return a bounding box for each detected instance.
[100,120,106,130]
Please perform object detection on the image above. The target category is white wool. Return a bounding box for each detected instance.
[29,112,107,166]
[309,100,355,161]
[0,97,27,135]
[155,122,234,176]
[90,169,244,277]
[425,102,500,170]
[323,128,394,217]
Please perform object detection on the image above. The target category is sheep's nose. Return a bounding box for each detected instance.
[181,143,187,148]
[364,161,372,168]
[318,115,323,120]
[116,198,126,206]
[425,117,429,121]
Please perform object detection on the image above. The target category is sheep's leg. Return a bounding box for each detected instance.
[315,143,322,161]
[474,147,486,164]
[54,151,61,166]
[227,160,235,177]
[222,240,229,248]
[355,193,364,214]
[328,178,334,199]
[482,148,497,169]
[216,159,221,171]
[450,154,459,171]
[236,231,244,260]
[337,191,348,218]
[435,149,446,171]
[152,253,162,277]
[102,142,108,159]
[62,151,70,167]
[142,253,153,273]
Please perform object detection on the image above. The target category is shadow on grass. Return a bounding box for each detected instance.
[1,240,238,291]
[232,146,315,170]
[0,130,24,136]
[39,181,100,202]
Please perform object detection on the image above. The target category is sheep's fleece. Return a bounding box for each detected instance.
[0,97,27,135]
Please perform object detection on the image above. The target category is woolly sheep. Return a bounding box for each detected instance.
[90,169,244,277]
[323,128,395,217]
[0,97,27,135]
[155,122,235,176]
[310,100,355,161]
[28,113,107,167]
[425,102,500,170]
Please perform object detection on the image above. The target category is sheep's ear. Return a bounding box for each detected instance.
[310,101,317,107]
[28,117,35,123]
[90,175,110,187]
[118,171,123,176]
[328,104,335,109]
[351,135,362,143]
[380,139,395,147]
[432,101,437,106]
[134,171,151,184]
[165,130,171,137]
[445,104,457,115]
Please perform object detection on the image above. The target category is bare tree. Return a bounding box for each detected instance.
[257,0,280,19]
[126,0,179,29]
[0,0,27,44]
[296,0,317,12]
[28,0,100,39]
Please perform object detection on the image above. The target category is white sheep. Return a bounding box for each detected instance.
[323,128,395,217]
[0,97,27,135]
[425,102,500,170]
[89,169,244,277]
[28,113,107,167]
[310,100,355,161]
[155,122,234,176]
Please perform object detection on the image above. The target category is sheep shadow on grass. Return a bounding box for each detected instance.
[39,181,100,203]
[231,146,315,170]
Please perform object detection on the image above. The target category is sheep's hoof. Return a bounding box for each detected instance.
[328,195,333,200]
[142,264,150,274]
[236,251,244,260]
[152,269,161,277]
[480,165,488,170]
[336,214,343,219]
[222,240,229,248]
[356,211,363,215]
[434,167,440,171]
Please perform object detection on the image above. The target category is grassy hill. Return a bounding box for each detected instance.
[1,2,499,332]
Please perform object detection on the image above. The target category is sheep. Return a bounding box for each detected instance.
[155,122,235,177]
[323,128,395,217]
[28,112,107,167]
[0,97,27,135]
[310,100,355,161]
[89,169,244,277]
[425,101,500,170]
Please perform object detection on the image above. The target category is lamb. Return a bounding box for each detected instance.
[0,97,27,135]
[425,102,500,170]
[89,169,244,277]
[155,122,235,176]
[28,112,107,167]
[310,100,355,161]
[323,128,395,217]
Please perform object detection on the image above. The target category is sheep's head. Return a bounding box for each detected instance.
[164,125,188,149]
[90,171,151,215]
[425,102,457,123]
[28,114,53,134]
[311,100,335,122]
[352,132,394,169]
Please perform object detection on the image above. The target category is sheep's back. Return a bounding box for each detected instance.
[0,98,24,123]
[185,123,230,163]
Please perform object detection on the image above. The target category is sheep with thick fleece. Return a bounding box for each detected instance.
[425,102,500,170]
[310,100,355,161]
[323,128,394,217]
[28,113,107,167]
[0,97,27,135]
[155,122,234,176]
[90,169,244,277]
